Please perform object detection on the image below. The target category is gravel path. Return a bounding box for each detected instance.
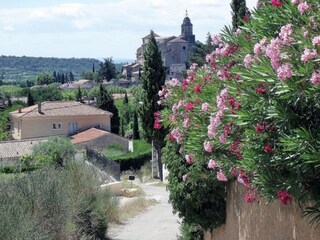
[108,181,181,240]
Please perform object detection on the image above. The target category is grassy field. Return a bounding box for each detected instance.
[103,140,151,160]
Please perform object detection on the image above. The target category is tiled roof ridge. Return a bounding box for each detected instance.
[0,137,49,144]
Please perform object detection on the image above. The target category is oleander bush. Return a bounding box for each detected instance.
[159,0,320,233]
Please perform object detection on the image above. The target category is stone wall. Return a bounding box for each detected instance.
[76,133,133,152]
[205,182,320,240]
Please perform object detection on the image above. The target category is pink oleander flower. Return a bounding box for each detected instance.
[154,111,161,118]
[219,134,227,144]
[245,191,257,203]
[234,28,242,36]
[217,88,229,110]
[256,82,267,94]
[279,24,293,45]
[204,140,213,153]
[207,111,223,138]
[277,190,293,205]
[238,172,250,186]
[185,103,194,111]
[311,71,320,85]
[211,34,222,45]
[271,0,282,6]
[167,78,181,87]
[231,166,239,176]
[183,118,190,128]
[298,2,310,14]
[208,159,217,169]
[255,122,268,133]
[254,37,268,56]
[277,63,293,81]
[301,48,318,62]
[182,174,188,182]
[266,38,282,70]
[185,154,193,164]
[194,85,202,94]
[205,53,215,63]
[264,143,273,153]
[217,169,228,182]
[291,0,301,5]
[168,133,175,142]
[244,54,254,69]
[217,69,231,80]
[304,30,309,37]
[201,102,210,112]
[171,128,183,144]
[312,36,320,46]
[154,120,161,129]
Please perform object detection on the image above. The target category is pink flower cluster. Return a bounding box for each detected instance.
[170,128,183,144]
[207,89,230,139]
[216,88,229,110]
[201,102,210,112]
[217,170,228,181]
[312,36,320,46]
[297,2,310,15]
[311,71,320,85]
[301,48,318,62]
[277,63,293,81]
[266,38,282,70]
[244,54,254,69]
[208,111,223,138]
[279,24,293,45]
[204,140,213,153]
[277,190,293,205]
[207,159,217,169]
[185,154,193,164]
[254,37,268,56]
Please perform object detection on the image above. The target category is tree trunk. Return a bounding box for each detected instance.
[156,143,163,182]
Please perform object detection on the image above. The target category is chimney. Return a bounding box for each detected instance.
[38,102,42,113]
[18,107,22,113]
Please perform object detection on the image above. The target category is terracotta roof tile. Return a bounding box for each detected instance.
[70,127,109,144]
[0,138,48,160]
[10,101,112,118]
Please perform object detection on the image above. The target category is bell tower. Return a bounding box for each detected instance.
[180,10,195,44]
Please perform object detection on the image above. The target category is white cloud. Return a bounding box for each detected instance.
[0,0,258,58]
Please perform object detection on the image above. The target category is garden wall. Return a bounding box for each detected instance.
[205,182,320,240]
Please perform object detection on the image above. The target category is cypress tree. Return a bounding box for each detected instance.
[123,92,129,105]
[27,89,35,106]
[61,73,65,84]
[75,86,83,103]
[132,110,140,140]
[96,84,120,134]
[121,118,125,136]
[138,30,166,180]
[230,0,248,30]
[69,71,74,82]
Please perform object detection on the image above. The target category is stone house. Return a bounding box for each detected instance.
[9,101,112,140]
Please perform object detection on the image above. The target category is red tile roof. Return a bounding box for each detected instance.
[10,101,112,118]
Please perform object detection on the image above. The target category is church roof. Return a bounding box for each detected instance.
[169,37,188,43]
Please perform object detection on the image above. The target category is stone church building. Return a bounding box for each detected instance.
[123,11,196,80]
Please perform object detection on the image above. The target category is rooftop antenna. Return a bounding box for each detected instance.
[185,9,188,17]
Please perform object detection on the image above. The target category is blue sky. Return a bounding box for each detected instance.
[0,0,257,60]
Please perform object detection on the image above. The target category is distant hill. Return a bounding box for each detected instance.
[0,55,102,82]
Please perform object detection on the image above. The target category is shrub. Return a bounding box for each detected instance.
[160,0,320,232]
[0,160,119,239]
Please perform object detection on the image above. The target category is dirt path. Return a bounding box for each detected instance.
[108,181,181,240]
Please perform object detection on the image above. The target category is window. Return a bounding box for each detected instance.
[52,123,62,130]
[183,46,186,50]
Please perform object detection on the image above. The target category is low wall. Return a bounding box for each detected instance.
[205,182,320,240]
[76,133,133,152]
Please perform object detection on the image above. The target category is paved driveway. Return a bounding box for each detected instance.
[108,181,181,240]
